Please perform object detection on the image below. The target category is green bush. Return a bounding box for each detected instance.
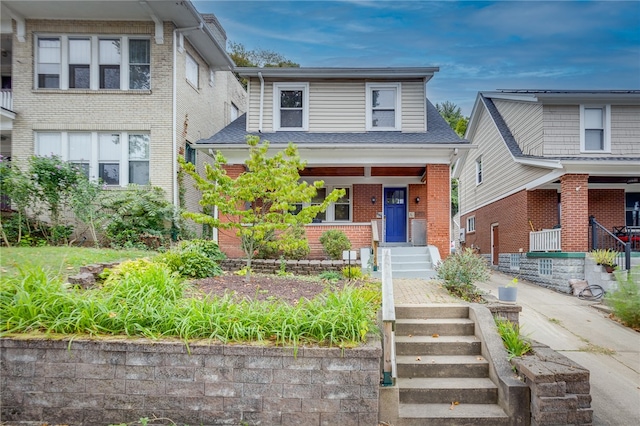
[495,319,532,360]
[319,229,351,260]
[342,266,363,280]
[606,266,640,328]
[436,248,489,302]
[177,239,226,262]
[282,225,310,260]
[156,250,222,279]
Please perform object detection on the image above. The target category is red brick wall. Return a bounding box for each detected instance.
[528,189,559,231]
[305,224,372,259]
[588,189,626,232]
[216,165,247,258]
[560,174,589,252]
[353,184,382,222]
[425,164,450,257]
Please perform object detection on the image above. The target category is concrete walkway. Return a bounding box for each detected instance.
[391,273,640,425]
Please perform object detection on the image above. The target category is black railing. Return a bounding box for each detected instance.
[589,216,631,271]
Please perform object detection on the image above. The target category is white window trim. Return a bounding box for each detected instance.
[298,184,352,222]
[475,157,483,185]
[579,105,611,153]
[35,131,149,187]
[273,82,309,131]
[365,82,402,131]
[34,34,150,91]
[186,53,199,88]
[467,216,476,233]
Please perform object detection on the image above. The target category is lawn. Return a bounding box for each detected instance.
[0,246,152,279]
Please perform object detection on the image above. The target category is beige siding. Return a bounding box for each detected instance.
[611,105,640,155]
[245,78,426,133]
[402,81,425,132]
[542,105,580,156]
[460,105,547,214]
[493,100,543,156]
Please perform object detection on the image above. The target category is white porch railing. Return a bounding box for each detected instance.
[1,89,13,111]
[380,249,396,386]
[529,228,561,252]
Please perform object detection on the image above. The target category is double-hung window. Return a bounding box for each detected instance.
[186,53,199,87]
[580,105,610,152]
[36,131,149,186]
[298,185,352,222]
[274,83,309,130]
[467,216,476,233]
[35,35,150,90]
[366,83,401,131]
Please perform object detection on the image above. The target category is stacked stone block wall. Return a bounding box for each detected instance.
[221,258,362,275]
[0,337,381,426]
[496,253,584,293]
[513,343,592,425]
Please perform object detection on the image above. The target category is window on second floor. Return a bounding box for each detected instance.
[580,105,611,152]
[36,35,150,91]
[366,83,401,131]
[475,157,483,185]
[186,53,199,87]
[185,143,196,165]
[36,131,149,186]
[274,83,309,131]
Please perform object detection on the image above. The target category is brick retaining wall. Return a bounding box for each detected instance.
[0,337,381,426]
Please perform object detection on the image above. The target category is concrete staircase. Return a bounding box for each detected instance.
[383,304,511,425]
[374,245,438,279]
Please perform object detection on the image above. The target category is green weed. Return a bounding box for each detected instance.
[495,319,532,360]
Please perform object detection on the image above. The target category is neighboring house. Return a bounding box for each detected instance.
[195,67,472,260]
[0,0,246,235]
[454,90,640,291]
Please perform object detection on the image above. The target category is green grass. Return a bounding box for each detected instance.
[0,246,152,279]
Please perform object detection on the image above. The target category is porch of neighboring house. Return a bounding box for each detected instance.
[215,164,451,275]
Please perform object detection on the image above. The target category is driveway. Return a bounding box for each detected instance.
[475,272,640,426]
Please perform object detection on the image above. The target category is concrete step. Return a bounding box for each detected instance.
[391,269,437,279]
[395,304,469,320]
[397,403,509,425]
[395,318,475,336]
[397,377,498,404]
[392,259,433,270]
[396,355,489,378]
[395,335,481,356]
[380,246,431,256]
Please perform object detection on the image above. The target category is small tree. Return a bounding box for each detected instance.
[179,136,344,281]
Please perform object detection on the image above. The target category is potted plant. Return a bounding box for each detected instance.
[498,277,519,303]
[591,249,617,273]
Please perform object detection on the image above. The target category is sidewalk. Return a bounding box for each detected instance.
[390,272,640,425]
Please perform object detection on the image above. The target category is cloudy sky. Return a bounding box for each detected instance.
[195,0,640,115]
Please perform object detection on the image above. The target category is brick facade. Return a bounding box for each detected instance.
[425,164,450,257]
[560,174,589,252]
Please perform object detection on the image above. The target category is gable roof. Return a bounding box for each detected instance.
[197,99,467,147]
[235,67,439,82]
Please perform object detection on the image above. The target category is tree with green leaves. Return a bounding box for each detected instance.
[179,136,344,281]
[436,101,468,138]
[228,41,299,88]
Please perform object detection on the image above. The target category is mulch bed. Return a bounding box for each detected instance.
[194,273,357,304]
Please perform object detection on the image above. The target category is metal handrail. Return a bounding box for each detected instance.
[589,216,631,270]
[380,249,396,386]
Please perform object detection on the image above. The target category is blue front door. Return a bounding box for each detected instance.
[385,188,406,243]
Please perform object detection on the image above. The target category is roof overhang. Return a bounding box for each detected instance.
[0,0,233,69]
[481,90,640,105]
[197,143,473,167]
[235,67,439,82]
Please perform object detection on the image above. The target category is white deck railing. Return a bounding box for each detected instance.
[529,228,561,252]
[381,249,396,386]
[1,89,13,111]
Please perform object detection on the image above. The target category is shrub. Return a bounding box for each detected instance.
[319,229,351,260]
[319,270,341,283]
[342,266,363,280]
[281,225,310,260]
[606,266,640,328]
[156,250,222,279]
[436,248,489,302]
[177,239,226,262]
[495,319,532,360]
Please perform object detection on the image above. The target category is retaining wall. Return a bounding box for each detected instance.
[221,258,362,275]
[1,337,381,426]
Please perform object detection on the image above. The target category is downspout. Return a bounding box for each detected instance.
[258,71,264,132]
[172,22,204,208]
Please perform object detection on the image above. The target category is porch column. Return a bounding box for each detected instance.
[560,174,589,252]
[425,164,450,257]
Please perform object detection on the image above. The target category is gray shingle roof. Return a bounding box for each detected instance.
[197,100,468,146]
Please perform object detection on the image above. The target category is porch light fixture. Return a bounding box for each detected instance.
[415,197,420,203]
[371,196,376,204]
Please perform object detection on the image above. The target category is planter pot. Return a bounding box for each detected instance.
[604,264,616,273]
[498,286,518,303]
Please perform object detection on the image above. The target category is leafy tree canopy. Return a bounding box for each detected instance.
[179,136,343,281]
[436,101,468,138]
[228,42,299,88]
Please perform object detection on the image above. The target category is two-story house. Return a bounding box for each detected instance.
[455,90,640,291]
[0,0,246,233]
[195,67,472,264]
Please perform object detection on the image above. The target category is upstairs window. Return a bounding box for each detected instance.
[185,143,196,165]
[475,157,483,185]
[580,105,610,152]
[274,83,309,130]
[186,53,199,87]
[366,83,401,131]
[35,35,150,90]
[37,37,61,88]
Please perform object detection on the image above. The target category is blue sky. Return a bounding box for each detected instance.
[195,0,640,115]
